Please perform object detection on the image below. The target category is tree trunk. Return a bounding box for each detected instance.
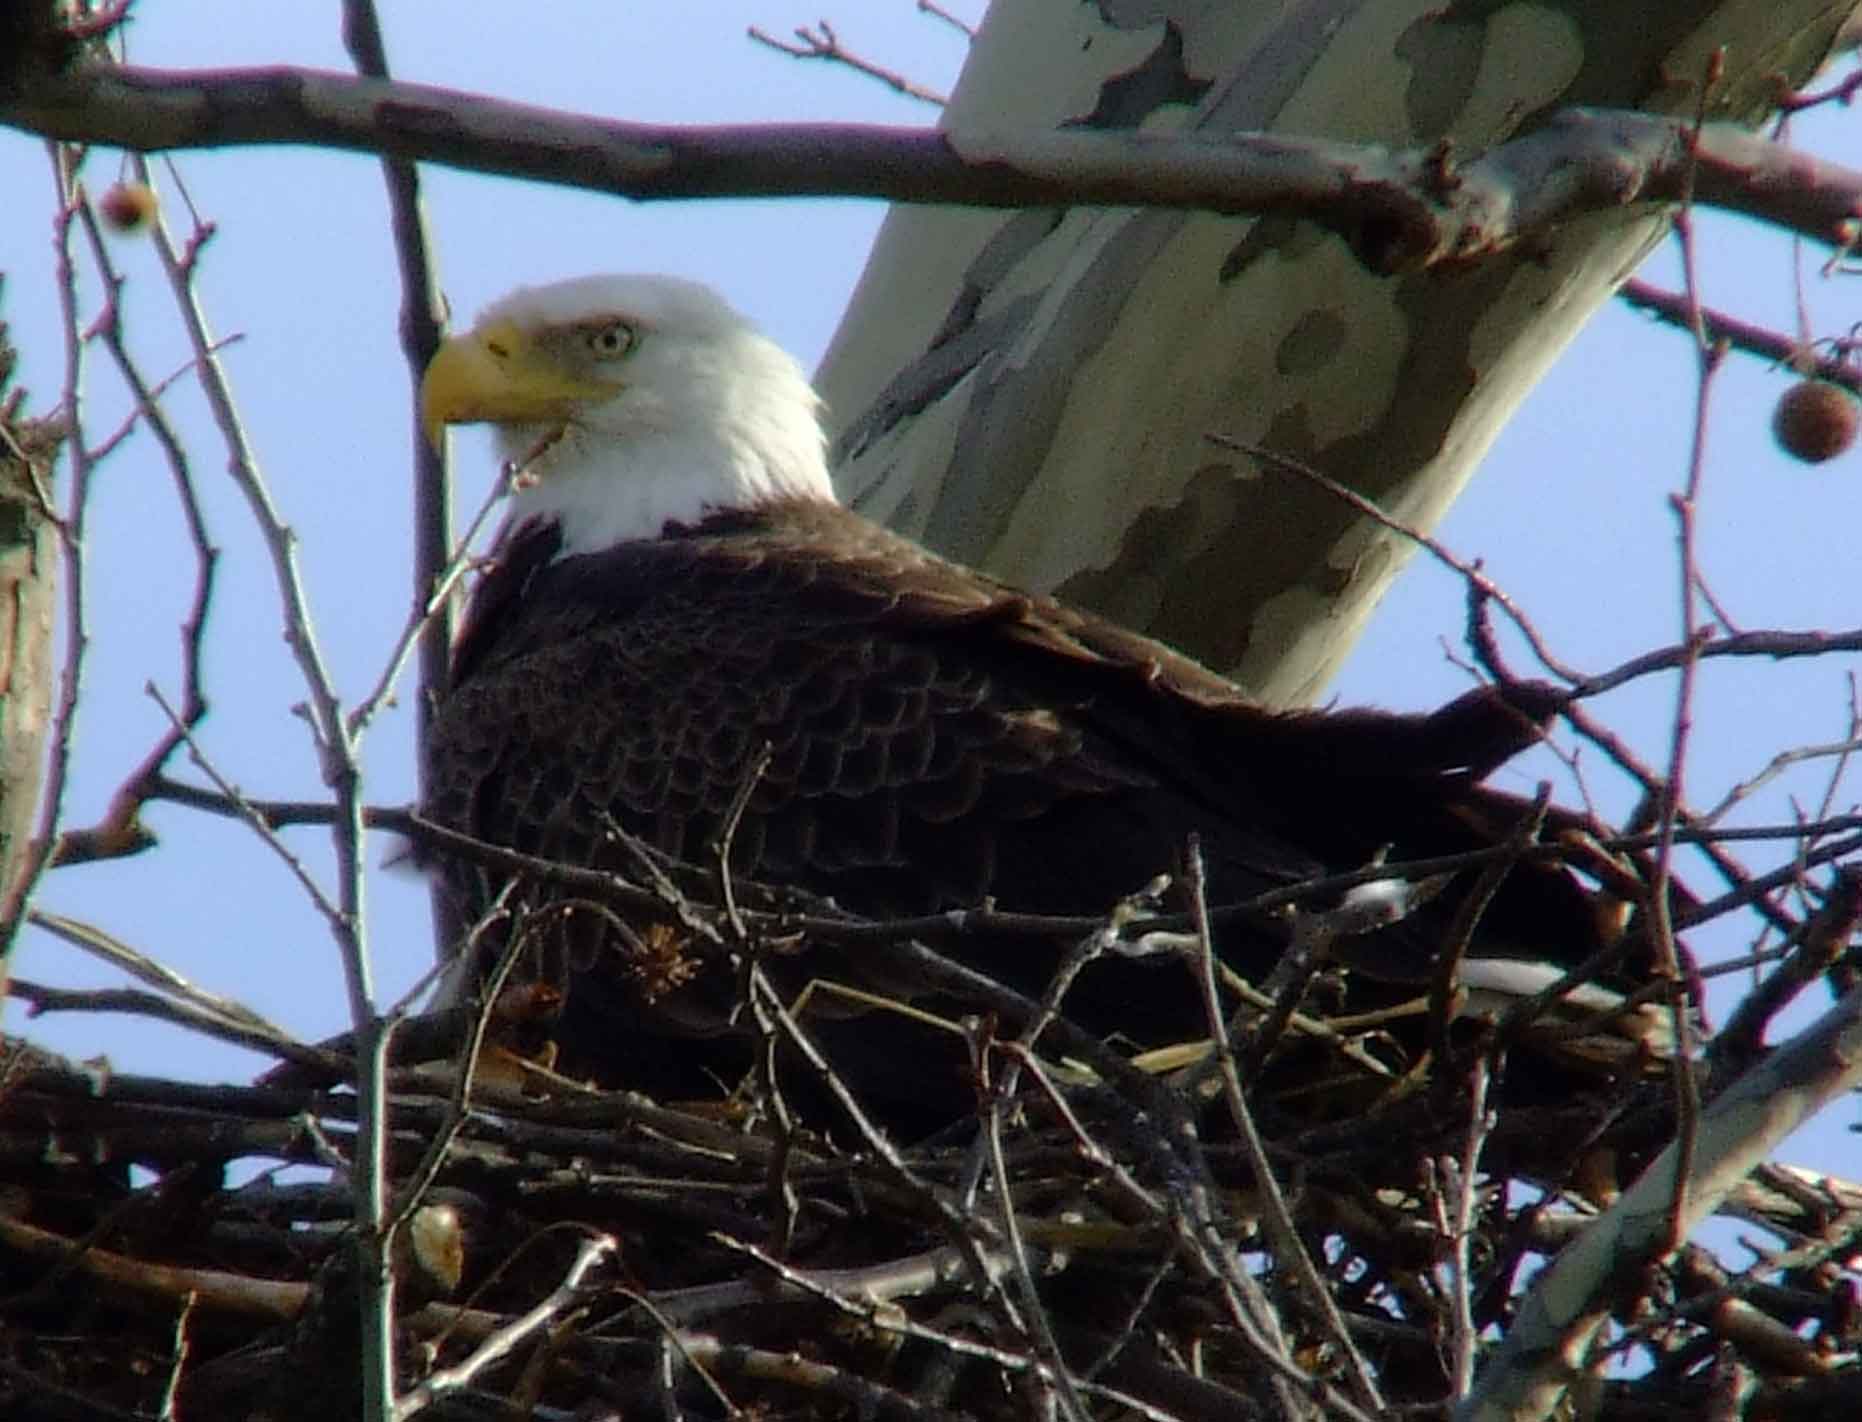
[819,0,1857,703]
[0,322,58,981]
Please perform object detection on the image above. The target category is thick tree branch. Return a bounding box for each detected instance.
[2,65,1860,271]
[1457,983,1862,1421]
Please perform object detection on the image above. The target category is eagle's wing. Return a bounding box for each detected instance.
[425,501,1651,1108]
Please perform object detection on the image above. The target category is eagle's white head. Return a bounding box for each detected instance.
[421,274,835,554]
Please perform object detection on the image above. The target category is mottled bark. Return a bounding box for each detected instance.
[820,0,1861,703]
[0,324,58,979]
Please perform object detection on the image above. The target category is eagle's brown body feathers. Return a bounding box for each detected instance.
[426,498,1634,1113]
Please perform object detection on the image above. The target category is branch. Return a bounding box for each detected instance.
[5,63,1861,271]
[1619,277,1862,395]
[1456,983,1862,1421]
[748,21,948,107]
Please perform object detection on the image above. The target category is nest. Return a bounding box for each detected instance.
[3,859,1861,1422]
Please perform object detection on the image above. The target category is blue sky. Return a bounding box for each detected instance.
[1,5,1858,1187]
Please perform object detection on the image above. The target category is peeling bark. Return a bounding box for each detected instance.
[0,321,57,980]
[820,0,1861,703]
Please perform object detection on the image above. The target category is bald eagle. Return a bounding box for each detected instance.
[419,275,1675,1121]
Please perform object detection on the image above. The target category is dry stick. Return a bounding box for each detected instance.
[1618,278,1862,395]
[1712,866,1862,1068]
[145,684,344,927]
[0,1211,309,1320]
[711,740,772,943]
[386,885,526,1242]
[1181,838,1388,1418]
[1554,696,1794,940]
[1457,984,1862,1422]
[140,157,394,1422]
[1611,1225,1862,1375]
[146,779,1862,883]
[1803,674,1862,850]
[980,1079,1093,1422]
[959,897,1133,1209]
[693,774,808,1250]
[156,1291,194,1421]
[613,1285,738,1418]
[916,0,977,40]
[707,1334,949,1422]
[670,1336,957,1422]
[345,448,510,748]
[1427,789,1549,1072]
[748,21,950,106]
[325,20,442,1404]
[742,963,999,1269]
[708,1231,1194,1422]
[1652,130,1722,1261]
[991,1039,1165,1224]
[393,1233,616,1419]
[1680,828,1862,932]
[337,0,453,753]
[741,948,805,1253]
[28,906,291,1038]
[1701,733,1862,827]
[1162,1177,1377,1422]
[7,975,342,1075]
[44,177,221,868]
[1438,1057,1495,1401]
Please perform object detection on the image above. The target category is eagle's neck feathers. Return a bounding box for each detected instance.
[507,421,832,557]
[501,315,836,557]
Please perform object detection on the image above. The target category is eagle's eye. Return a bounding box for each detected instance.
[585,320,637,360]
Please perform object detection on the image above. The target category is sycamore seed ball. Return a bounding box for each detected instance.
[97,182,158,233]
[1772,379,1859,464]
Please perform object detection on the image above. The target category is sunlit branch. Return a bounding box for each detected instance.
[6,63,1862,273]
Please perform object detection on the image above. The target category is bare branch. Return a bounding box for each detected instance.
[748,21,948,106]
[1620,277,1862,395]
[1456,983,1862,1421]
[392,1232,615,1418]
[5,66,1862,271]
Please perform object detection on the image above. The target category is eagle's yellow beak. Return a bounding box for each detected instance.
[420,320,620,452]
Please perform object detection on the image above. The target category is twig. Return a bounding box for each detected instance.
[1433,1056,1494,1399]
[156,1289,193,1422]
[1711,867,1862,1068]
[6,975,338,1072]
[26,907,282,1036]
[979,1053,1091,1422]
[1701,734,1862,827]
[709,1230,1190,1422]
[1618,278,1862,395]
[1182,837,1387,1417]
[1211,433,1584,685]
[393,1232,615,1418]
[916,1,977,41]
[345,459,508,740]
[145,684,344,928]
[1427,789,1550,1070]
[1650,111,1721,1255]
[140,127,394,1421]
[337,0,454,773]
[748,21,949,106]
[1457,984,1862,1421]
